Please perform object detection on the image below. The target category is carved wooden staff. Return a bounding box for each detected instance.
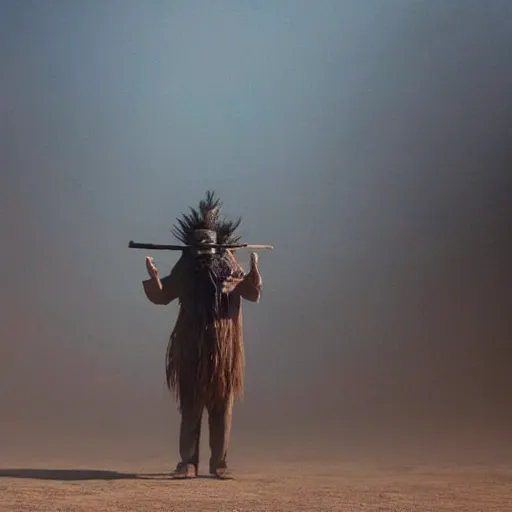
[128,240,273,251]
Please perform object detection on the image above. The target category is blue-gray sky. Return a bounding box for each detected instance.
[2,0,512,463]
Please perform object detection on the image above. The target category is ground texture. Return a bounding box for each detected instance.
[0,460,511,512]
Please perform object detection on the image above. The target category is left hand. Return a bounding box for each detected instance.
[250,252,259,272]
[248,252,262,287]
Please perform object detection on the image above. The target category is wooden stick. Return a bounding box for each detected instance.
[128,241,185,250]
[229,244,274,251]
[128,240,273,251]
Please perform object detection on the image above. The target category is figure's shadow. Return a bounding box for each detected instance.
[0,468,174,481]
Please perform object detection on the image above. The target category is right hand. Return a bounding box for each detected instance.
[145,256,159,279]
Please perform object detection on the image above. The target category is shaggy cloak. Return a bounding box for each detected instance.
[143,192,260,411]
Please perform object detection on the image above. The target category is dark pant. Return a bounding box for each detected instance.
[178,393,234,472]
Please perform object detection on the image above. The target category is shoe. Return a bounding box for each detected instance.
[171,462,197,479]
[210,462,232,480]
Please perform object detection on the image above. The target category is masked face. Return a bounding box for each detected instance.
[192,229,218,255]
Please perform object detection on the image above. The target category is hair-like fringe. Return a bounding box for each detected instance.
[171,190,242,245]
[164,254,245,410]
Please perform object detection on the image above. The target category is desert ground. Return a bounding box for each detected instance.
[1,456,511,512]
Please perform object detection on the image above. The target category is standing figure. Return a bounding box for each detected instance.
[141,192,262,479]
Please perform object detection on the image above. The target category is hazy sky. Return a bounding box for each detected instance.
[2,0,512,464]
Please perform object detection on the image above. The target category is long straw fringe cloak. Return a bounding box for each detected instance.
[165,254,246,411]
[143,191,258,411]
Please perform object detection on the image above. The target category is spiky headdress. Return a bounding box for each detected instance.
[171,190,242,246]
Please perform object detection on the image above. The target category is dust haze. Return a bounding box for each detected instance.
[2,0,512,468]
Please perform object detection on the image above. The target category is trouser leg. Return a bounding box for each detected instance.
[207,392,234,473]
[179,401,203,468]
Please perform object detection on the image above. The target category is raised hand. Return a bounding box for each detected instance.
[248,252,262,287]
[145,256,159,279]
[250,252,259,272]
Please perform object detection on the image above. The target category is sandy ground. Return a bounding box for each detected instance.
[1,459,511,512]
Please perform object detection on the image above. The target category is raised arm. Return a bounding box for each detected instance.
[142,256,181,305]
[225,251,262,303]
